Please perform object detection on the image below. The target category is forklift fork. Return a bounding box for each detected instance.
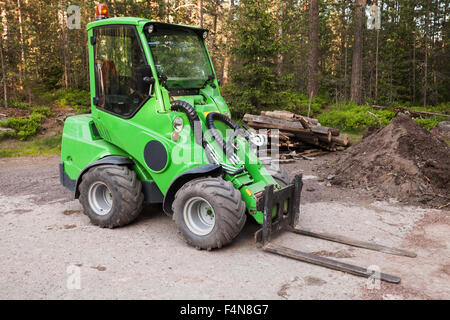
[254,174,416,284]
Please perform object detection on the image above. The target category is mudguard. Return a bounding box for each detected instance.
[162,164,223,215]
[73,155,134,199]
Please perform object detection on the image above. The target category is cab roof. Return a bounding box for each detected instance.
[87,17,208,34]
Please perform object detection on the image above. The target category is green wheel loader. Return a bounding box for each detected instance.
[60,5,415,283]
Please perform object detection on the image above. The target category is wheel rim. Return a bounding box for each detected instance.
[183,197,215,236]
[88,182,113,216]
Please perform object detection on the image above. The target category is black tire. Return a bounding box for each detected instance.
[261,160,290,187]
[79,165,144,228]
[172,177,246,250]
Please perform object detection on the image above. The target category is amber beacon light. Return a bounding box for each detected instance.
[95,3,109,20]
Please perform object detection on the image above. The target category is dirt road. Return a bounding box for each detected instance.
[0,155,448,299]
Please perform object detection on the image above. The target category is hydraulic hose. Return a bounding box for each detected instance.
[206,112,240,156]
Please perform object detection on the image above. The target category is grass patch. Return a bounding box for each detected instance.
[317,102,448,132]
[0,106,54,140]
[317,103,395,131]
[54,89,90,114]
[0,134,61,157]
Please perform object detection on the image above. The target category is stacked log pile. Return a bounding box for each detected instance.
[243,110,350,156]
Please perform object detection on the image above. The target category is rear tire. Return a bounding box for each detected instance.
[79,165,143,228]
[172,177,246,250]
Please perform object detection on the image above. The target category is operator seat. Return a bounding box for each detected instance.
[99,60,122,113]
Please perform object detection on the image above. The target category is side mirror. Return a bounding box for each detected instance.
[136,65,154,96]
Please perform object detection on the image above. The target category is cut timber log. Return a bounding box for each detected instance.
[261,111,310,130]
[300,116,319,126]
[331,134,349,147]
[261,111,296,121]
[244,114,306,131]
[244,111,348,155]
[292,132,320,145]
[316,131,332,143]
[246,121,310,134]
[311,125,340,137]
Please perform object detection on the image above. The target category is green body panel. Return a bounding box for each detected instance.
[61,114,130,180]
[61,17,278,224]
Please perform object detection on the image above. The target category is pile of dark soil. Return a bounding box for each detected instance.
[330,113,450,207]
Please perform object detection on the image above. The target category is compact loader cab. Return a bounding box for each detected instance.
[60,6,290,250]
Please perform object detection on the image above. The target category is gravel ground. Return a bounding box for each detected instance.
[0,154,448,300]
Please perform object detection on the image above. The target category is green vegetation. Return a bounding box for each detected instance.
[0,88,90,145]
[317,103,394,132]
[0,134,61,157]
[413,118,442,131]
[54,89,90,114]
[316,102,448,133]
[5,99,53,116]
[0,112,46,140]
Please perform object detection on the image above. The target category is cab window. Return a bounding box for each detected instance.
[93,25,150,117]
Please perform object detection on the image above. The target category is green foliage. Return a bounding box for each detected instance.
[31,106,53,117]
[413,118,441,130]
[317,102,448,132]
[8,99,31,110]
[0,113,45,140]
[318,103,395,132]
[0,134,61,157]
[5,97,53,116]
[0,101,54,140]
[54,89,91,114]
[226,0,285,118]
[42,62,64,90]
[409,103,450,115]
[281,92,329,116]
[0,130,15,140]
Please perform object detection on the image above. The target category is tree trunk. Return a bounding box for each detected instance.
[350,0,366,105]
[374,29,379,104]
[412,29,416,105]
[221,0,234,85]
[58,0,69,89]
[1,4,7,108]
[165,0,171,23]
[307,0,319,98]
[0,35,7,108]
[276,0,284,77]
[17,0,25,87]
[424,0,430,107]
[212,1,218,51]
[197,0,203,28]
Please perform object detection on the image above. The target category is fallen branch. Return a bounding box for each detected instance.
[372,105,450,119]
[367,111,382,127]
[438,202,450,210]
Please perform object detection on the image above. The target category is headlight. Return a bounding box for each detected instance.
[173,116,184,132]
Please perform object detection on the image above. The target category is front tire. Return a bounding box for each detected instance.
[79,165,144,228]
[261,160,290,187]
[172,177,246,250]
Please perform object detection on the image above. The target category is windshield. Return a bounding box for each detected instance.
[146,26,214,90]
